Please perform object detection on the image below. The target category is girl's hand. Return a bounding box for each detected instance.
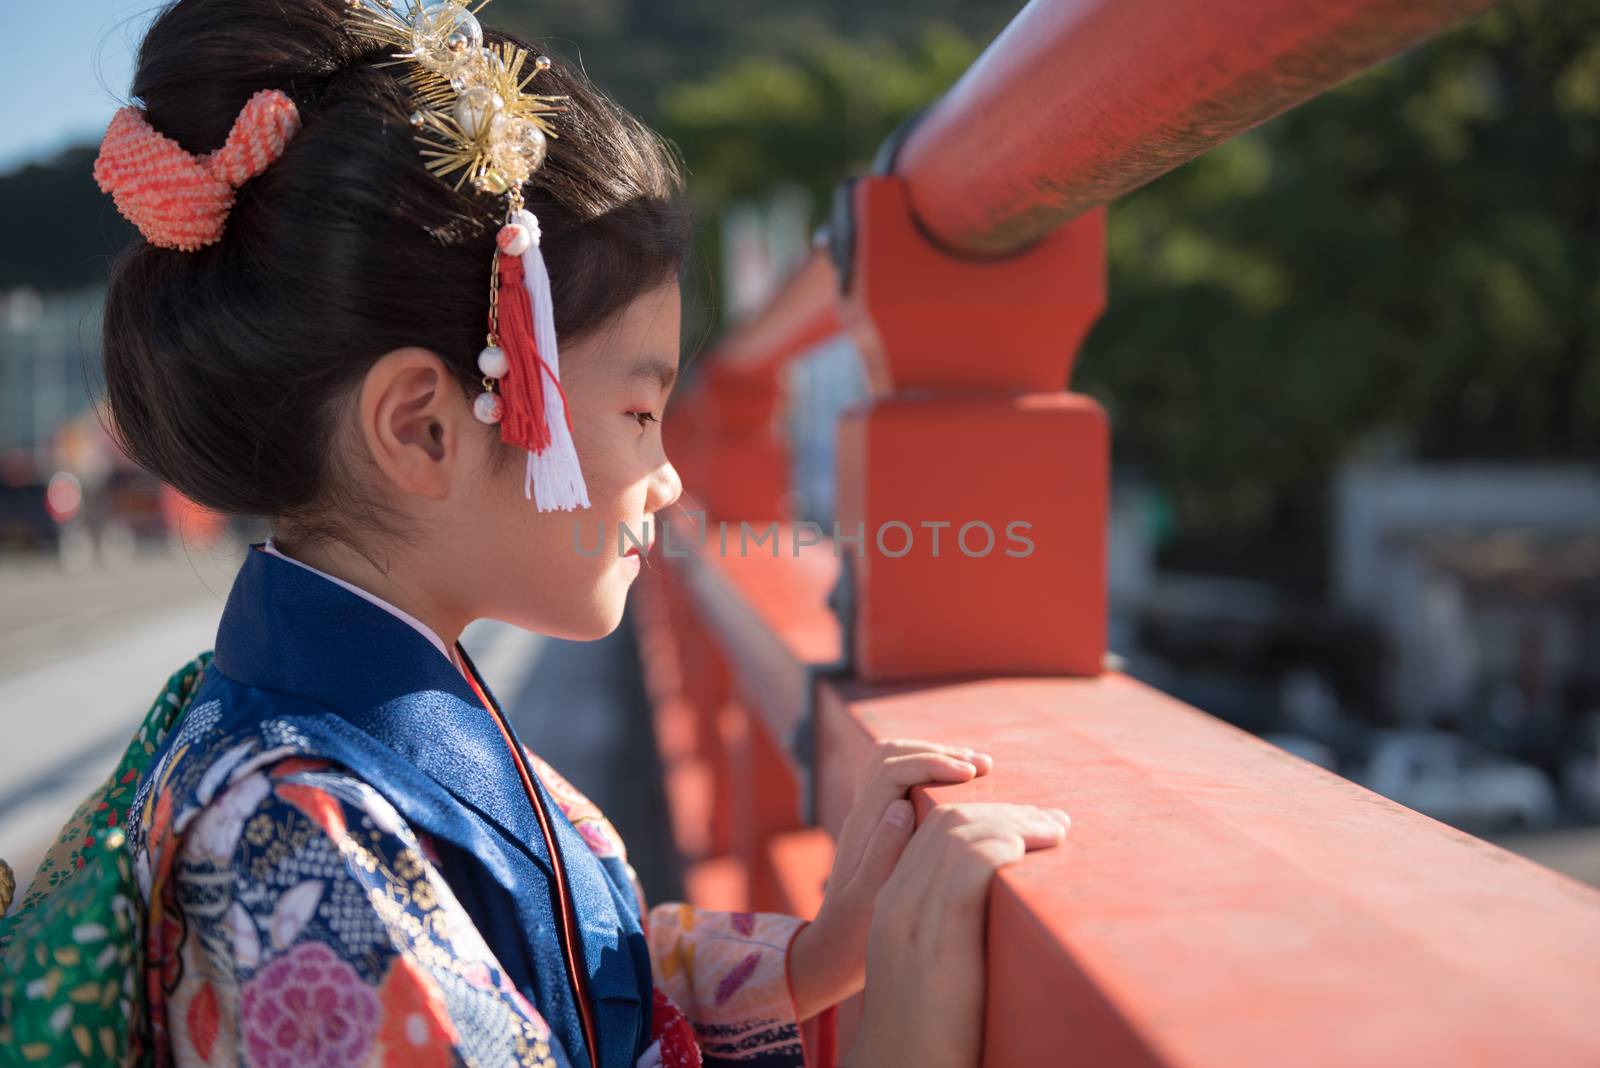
[787,739,994,1020]
[846,803,1071,1068]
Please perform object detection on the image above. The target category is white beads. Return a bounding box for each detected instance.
[495,223,531,257]
[453,87,504,139]
[511,208,542,247]
[477,344,509,378]
[347,0,558,200]
[473,390,504,424]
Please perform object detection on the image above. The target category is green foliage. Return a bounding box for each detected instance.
[656,25,978,209]
[639,0,1598,550]
[1077,0,1600,542]
[484,0,1015,124]
[650,24,979,328]
[0,147,134,291]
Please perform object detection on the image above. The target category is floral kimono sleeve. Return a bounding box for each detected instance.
[157,755,575,1068]
[642,905,815,1068]
[524,751,821,1068]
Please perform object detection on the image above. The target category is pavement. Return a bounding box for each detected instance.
[1491,826,1600,890]
[0,544,240,884]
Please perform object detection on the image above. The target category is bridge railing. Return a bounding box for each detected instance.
[631,1,1600,1064]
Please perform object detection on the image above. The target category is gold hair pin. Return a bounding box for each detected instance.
[343,0,565,195]
[341,0,591,511]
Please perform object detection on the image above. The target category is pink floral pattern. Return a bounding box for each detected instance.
[524,748,626,860]
[135,748,560,1068]
[240,942,380,1068]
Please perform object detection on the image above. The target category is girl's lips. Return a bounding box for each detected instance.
[622,528,655,557]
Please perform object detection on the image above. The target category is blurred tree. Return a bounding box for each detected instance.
[654,25,978,209]
[0,147,133,291]
[651,24,979,342]
[1076,0,1600,559]
[485,0,1014,120]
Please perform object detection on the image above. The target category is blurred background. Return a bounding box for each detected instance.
[2,0,1600,896]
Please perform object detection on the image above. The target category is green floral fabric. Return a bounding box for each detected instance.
[0,652,211,1067]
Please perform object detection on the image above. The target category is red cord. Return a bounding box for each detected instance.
[459,646,602,1068]
[495,249,554,455]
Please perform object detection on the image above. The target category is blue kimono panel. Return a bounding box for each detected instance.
[126,545,818,1068]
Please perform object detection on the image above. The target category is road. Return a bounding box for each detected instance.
[0,544,240,885]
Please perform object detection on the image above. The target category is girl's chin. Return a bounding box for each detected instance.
[551,596,629,642]
[496,570,632,640]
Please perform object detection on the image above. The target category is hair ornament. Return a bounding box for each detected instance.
[93,89,301,251]
[344,0,587,512]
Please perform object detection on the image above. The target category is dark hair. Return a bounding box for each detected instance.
[101,0,691,532]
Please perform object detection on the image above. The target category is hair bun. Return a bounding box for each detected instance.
[101,0,690,532]
[94,89,303,251]
[131,0,355,154]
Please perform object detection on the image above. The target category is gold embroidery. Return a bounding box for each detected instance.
[243,813,274,846]
[393,848,424,880]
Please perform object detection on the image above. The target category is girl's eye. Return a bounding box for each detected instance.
[631,411,658,428]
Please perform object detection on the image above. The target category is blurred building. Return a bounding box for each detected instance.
[0,286,105,467]
[1336,461,1600,733]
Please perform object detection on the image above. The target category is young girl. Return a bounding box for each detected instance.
[97,2,1070,1066]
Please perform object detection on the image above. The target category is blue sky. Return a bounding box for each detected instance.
[0,1,158,174]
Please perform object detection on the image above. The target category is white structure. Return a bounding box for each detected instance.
[1335,462,1600,612]
[1334,461,1600,722]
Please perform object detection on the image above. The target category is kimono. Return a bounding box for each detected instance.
[124,543,822,1068]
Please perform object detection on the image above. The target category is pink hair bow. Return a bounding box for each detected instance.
[93,89,302,252]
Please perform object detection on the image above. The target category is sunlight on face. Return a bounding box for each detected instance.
[464,280,684,640]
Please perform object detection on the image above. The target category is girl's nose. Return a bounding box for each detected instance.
[646,460,682,515]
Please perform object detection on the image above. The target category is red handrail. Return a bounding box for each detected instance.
[638,527,1600,1066]
[898,0,1499,254]
[635,1,1600,1065]
[715,0,1497,354]
[707,250,841,370]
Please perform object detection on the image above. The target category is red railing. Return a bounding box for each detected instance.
[636,1,1600,1064]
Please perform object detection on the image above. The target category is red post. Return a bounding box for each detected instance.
[663,366,788,523]
[836,178,1108,680]
[667,253,844,524]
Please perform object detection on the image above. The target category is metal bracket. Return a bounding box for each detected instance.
[871,104,931,176]
[828,105,933,299]
[826,177,859,296]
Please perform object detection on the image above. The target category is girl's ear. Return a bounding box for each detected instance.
[357,347,463,500]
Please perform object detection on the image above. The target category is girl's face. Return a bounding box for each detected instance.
[467,280,685,640]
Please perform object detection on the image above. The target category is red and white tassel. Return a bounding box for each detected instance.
[488,209,590,511]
